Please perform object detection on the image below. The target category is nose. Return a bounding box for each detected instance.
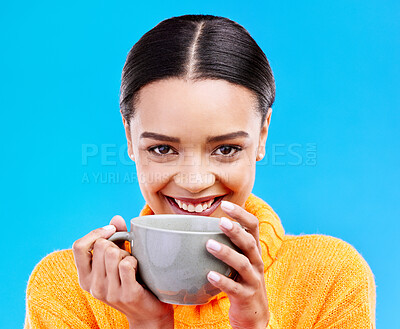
[173,168,216,194]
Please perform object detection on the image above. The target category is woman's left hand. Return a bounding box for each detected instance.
[206,200,270,329]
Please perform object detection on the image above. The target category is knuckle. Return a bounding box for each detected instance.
[119,261,130,272]
[229,284,242,297]
[244,238,257,252]
[104,246,119,259]
[72,239,84,252]
[248,218,259,231]
[238,258,252,273]
[119,257,136,272]
[93,238,107,252]
[118,248,131,258]
[256,262,265,273]
[127,255,138,264]
[90,284,106,300]
[241,232,257,252]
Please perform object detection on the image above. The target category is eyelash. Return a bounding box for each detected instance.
[147,144,243,157]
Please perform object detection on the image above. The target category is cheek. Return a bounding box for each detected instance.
[136,161,174,195]
[218,159,256,191]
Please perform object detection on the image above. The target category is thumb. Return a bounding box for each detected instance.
[109,215,127,232]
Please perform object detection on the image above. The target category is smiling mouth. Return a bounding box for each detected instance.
[164,195,226,216]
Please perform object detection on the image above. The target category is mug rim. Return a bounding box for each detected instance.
[130,214,226,235]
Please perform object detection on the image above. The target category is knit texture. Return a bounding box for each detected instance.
[24,193,376,328]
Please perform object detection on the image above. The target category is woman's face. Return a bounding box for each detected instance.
[123,78,271,218]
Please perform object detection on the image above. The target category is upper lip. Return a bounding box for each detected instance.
[164,194,226,204]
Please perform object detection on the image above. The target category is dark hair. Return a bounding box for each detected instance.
[120,14,275,128]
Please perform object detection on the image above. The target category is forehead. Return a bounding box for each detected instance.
[131,78,260,140]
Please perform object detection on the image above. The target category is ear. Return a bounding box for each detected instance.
[256,108,272,161]
[122,115,135,162]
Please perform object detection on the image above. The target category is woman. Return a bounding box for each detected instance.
[24,14,376,328]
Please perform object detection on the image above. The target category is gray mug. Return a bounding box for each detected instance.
[109,214,239,305]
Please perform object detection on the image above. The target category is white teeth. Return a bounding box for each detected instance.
[195,204,203,212]
[174,198,216,213]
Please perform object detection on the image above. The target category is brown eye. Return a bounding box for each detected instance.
[157,145,170,154]
[148,145,176,156]
[213,145,242,157]
[220,146,233,155]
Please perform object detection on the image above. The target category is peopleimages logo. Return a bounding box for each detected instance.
[81,142,317,184]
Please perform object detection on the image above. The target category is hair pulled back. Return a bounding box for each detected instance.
[120,14,275,128]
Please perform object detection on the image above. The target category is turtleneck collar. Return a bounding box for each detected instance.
[139,193,285,272]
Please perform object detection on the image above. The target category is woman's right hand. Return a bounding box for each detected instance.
[72,215,174,329]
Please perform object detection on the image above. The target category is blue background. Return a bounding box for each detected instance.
[1,1,399,327]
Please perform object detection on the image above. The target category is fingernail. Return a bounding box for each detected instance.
[206,239,221,252]
[221,200,235,211]
[207,271,220,282]
[102,224,116,231]
[220,217,233,230]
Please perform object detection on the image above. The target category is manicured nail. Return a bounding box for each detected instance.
[207,239,221,252]
[207,271,220,282]
[220,217,233,230]
[102,225,116,231]
[221,200,235,211]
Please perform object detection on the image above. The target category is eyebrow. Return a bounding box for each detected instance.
[140,131,249,143]
[206,131,249,143]
[140,132,180,142]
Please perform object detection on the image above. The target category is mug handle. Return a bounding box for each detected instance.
[108,232,133,252]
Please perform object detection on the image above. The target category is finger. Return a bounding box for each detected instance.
[219,217,264,270]
[104,244,130,290]
[90,238,118,300]
[119,255,139,289]
[206,239,258,283]
[119,256,160,306]
[207,270,244,300]
[109,215,128,232]
[91,238,110,278]
[220,201,261,252]
[72,225,117,279]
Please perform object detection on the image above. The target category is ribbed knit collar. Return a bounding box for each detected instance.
[139,193,285,272]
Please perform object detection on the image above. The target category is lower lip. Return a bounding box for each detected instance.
[165,195,224,216]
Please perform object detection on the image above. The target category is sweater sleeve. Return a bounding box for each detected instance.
[313,239,376,329]
[24,302,83,329]
[24,250,98,329]
[266,312,279,329]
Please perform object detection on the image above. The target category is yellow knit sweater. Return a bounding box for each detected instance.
[24,194,376,328]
